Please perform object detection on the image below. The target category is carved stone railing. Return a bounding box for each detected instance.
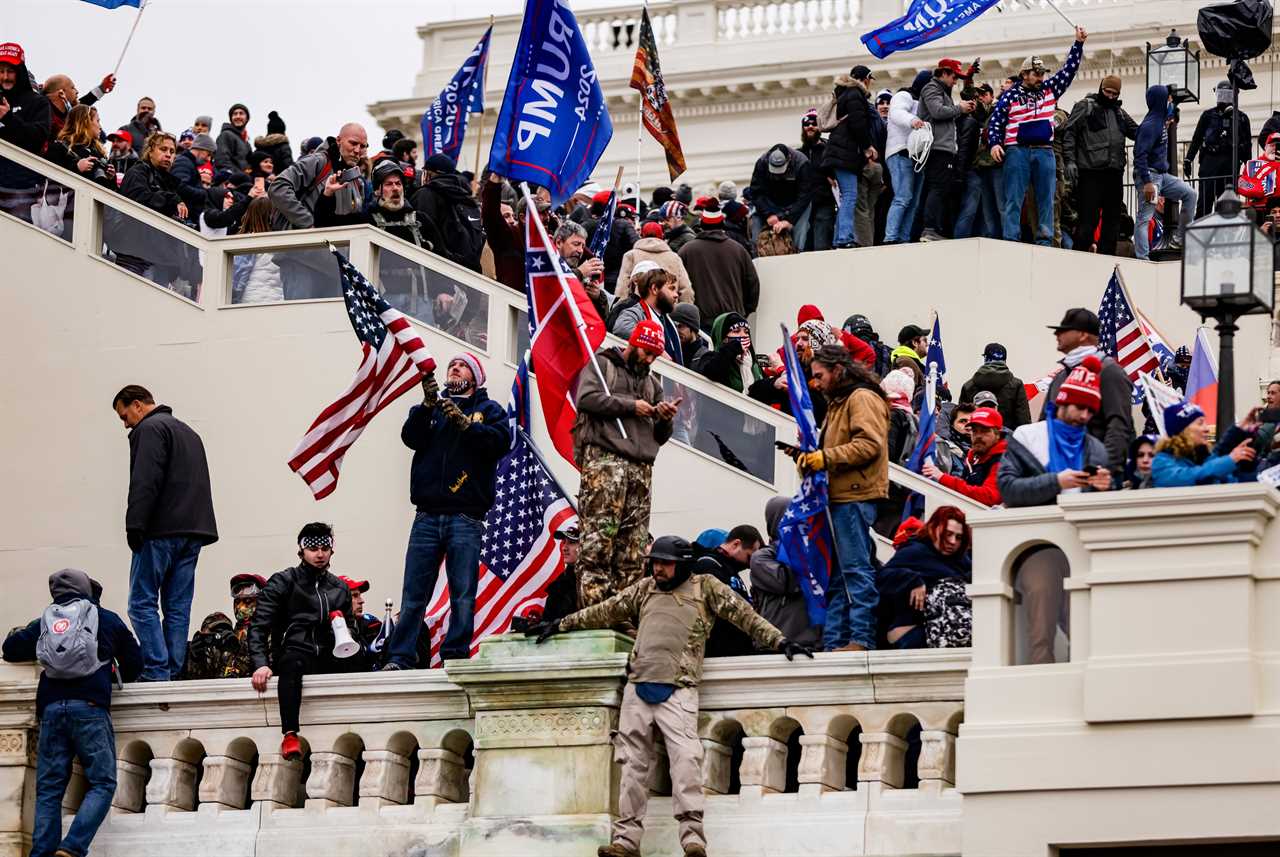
[0,635,966,857]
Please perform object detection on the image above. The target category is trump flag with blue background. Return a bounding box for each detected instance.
[861,0,1001,59]
[488,0,613,205]
[79,0,142,7]
[775,324,835,627]
[421,27,492,162]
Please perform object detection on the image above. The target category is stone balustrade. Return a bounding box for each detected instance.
[0,635,966,857]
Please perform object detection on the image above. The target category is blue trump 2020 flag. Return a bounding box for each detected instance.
[775,324,835,628]
[488,0,613,205]
[861,0,1000,60]
[79,0,142,6]
[422,27,492,162]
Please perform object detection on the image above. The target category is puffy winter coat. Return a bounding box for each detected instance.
[0,63,52,155]
[269,139,363,230]
[680,230,759,323]
[997,423,1108,507]
[822,76,873,172]
[961,362,1032,429]
[247,563,355,668]
[1062,92,1140,172]
[403,389,509,518]
[215,122,252,173]
[614,237,694,302]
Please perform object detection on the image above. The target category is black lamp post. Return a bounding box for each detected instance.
[1147,30,1201,260]
[1180,190,1275,428]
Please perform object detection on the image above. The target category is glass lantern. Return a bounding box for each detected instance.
[1181,192,1274,318]
[1147,29,1200,105]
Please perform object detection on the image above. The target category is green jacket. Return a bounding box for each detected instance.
[559,575,784,687]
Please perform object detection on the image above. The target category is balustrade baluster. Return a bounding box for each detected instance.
[198,756,253,810]
[250,754,303,809]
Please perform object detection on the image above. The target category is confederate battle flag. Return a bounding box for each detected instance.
[630,7,686,180]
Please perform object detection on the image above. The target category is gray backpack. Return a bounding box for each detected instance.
[36,599,107,679]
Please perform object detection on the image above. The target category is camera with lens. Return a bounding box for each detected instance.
[88,157,111,182]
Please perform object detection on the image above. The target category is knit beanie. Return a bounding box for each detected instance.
[229,102,250,122]
[1054,355,1102,411]
[450,353,486,388]
[1101,75,1122,94]
[629,319,666,355]
[699,197,724,226]
[881,368,915,407]
[717,180,738,202]
[797,304,824,325]
[266,110,286,135]
[641,221,664,239]
[1163,401,1204,438]
[799,319,834,349]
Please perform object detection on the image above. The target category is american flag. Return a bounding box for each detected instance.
[775,323,834,628]
[587,190,616,260]
[422,427,577,665]
[524,187,608,466]
[288,251,436,499]
[1097,269,1157,401]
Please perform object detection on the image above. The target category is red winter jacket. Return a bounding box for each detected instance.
[938,438,1006,507]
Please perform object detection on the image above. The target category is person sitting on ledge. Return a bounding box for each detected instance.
[249,522,358,761]
[1150,402,1258,487]
[876,506,973,649]
[526,535,812,857]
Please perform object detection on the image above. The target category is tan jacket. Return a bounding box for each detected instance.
[614,237,695,303]
[821,385,889,503]
[572,347,673,465]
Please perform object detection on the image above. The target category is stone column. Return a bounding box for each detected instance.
[0,727,35,857]
[797,734,849,795]
[414,748,468,808]
[916,730,956,794]
[145,758,198,812]
[446,630,632,857]
[304,752,356,809]
[358,749,412,808]
[250,755,302,810]
[198,756,252,809]
[737,736,788,798]
[857,731,907,790]
[699,739,733,795]
[112,759,149,813]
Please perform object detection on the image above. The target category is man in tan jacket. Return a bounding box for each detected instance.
[797,343,889,651]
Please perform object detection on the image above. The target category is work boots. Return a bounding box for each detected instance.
[597,845,640,857]
[685,846,708,857]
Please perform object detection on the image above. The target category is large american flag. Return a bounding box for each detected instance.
[1097,269,1158,388]
[422,426,576,665]
[288,251,436,499]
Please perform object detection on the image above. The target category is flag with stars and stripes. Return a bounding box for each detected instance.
[587,190,616,260]
[775,323,834,628]
[1097,269,1156,403]
[422,426,577,665]
[288,251,437,500]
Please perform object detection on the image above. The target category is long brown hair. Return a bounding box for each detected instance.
[140,131,178,167]
[923,505,971,556]
[58,105,105,155]
[239,197,274,235]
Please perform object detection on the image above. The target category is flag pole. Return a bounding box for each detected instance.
[520,185,627,440]
[1043,0,1078,30]
[473,16,494,174]
[112,0,150,79]
[1113,265,1169,384]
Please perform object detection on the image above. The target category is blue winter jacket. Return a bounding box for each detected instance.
[1133,85,1171,185]
[1150,426,1254,487]
[402,388,510,518]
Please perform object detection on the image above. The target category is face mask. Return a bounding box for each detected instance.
[233,598,256,625]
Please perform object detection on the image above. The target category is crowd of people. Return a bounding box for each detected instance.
[8,34,1280,857]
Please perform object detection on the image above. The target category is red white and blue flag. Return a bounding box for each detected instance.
[775,323,834,627]
[1098,269,1158,403]
[1186,327,1219,427]
[588,190,616,260]
[288,252,436,500]
[422,426,576,665]
[524,192,607,466]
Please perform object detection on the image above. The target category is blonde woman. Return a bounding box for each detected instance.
[46,104,116,189]
[1150,401,1258,487]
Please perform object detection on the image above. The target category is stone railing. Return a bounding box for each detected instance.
[716,0,861,40]
[0,634,966,857]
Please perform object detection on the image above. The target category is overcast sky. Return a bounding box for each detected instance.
[5,0,614,146]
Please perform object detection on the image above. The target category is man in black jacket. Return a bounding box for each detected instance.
[1186,81,1254,217]
[382,355,509,668]
[249,523,358,760]
[799,110,835,251]
[1041,308,1134,480]
[112,385,218,682]
[412,153,486,272]
[4,568,142,857]
[1062,75,1140,254]
[749,143,818,251]
[692,525,764,657]
[0,42,52,155]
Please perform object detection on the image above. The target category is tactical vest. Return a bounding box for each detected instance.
[371,209,429,250]
[629,577,707,685]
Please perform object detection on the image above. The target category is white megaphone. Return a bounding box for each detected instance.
[330,611,360,659]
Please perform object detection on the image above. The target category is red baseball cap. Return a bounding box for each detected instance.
[108,129,134,146]
[0,43,24,67]
[937,58,963,75]
[338,576,370,593]
[591,190,612,205]
[629,319,666,355]
[969,407,1004,430]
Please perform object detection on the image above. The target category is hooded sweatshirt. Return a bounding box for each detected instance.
[695,312,764,395]
[749,496,821,647]
[0,60,51,156]
[1134,85,1172,185]
[2,569,142,715]
[886,71,931,158]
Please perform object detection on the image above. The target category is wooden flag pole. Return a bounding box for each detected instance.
[472,15,495,174]
[611,164,624,194]
[112,0,150,79]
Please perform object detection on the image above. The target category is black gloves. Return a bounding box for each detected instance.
[523,619,562,644]
[438,399,471,431]
[421,373,439,407]
[780,638,815,661]
[126,530,143,553]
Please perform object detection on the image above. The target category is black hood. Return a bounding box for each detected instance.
[49,568,92,602]
[1,62,34,97]
[426,172,475,202]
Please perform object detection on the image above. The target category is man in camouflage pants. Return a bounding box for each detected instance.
[573,320,680,609]
[528,536,813,857]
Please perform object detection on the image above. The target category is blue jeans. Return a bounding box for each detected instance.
[129,536,201,680]
[33,700,117,857]
[954,167,1003,239]
[833,167,860,247]
[1000,146,1056,245]
[884,153,923,243]
[1134,171,1197,260]
[822,501,879,650]
[387,511,484,665]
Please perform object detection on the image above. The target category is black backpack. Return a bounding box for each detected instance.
[437,197,486,273]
